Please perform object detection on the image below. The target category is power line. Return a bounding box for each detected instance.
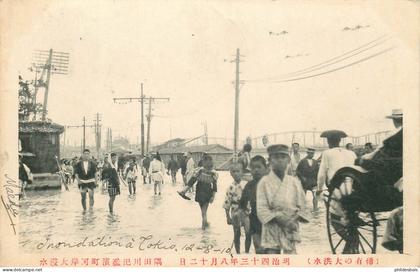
[246,34,389,82]
[269,46,395,83]
[277,37,390,80]
[281,35,389,78]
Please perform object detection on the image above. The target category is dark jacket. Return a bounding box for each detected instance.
[179,158,187,175]
[142,157,151,169]
[74,160,97,180]
[167,159,179,171]
[296,157,319,191]
[102,166,119,186]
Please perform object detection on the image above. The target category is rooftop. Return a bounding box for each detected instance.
[19,121,65,134]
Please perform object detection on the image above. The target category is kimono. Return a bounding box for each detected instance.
[104,155,120,197]
[149,159,165,184]
[382,207,403,253]
[223,180,248,226]
[185,157,195,183]
[240,178,262,235]
[125,163,139,182]
[256,171,306,253]
[187,167,218,205]
[288,152,301,176]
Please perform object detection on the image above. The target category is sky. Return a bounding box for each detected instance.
[4,0,418,147]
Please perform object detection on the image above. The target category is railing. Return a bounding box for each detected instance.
[149,130,393,151]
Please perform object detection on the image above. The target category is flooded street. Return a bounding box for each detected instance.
[19,171,393,255]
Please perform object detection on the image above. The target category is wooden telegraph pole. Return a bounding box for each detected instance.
[145,96,170,153]
[146,97,152,153]
[94,113,102,158]
[66,116,96,152]
[233,48,241,161]
[140,83,145,156]
[113,84,169,155]
[32,49,70,121]
[113,83,148,156]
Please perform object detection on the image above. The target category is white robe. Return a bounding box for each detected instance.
[257,171,306,252]
[316,147,356,191]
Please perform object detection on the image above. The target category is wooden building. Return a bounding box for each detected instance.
[156,144,232,170]
[19,121,64,173]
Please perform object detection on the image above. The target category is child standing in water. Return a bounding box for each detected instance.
[178,154,218,230]
[125,158,139,196]
[224,162,251,254]
[239,155,268,254]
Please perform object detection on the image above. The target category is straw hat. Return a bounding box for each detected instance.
[386,109,403,119]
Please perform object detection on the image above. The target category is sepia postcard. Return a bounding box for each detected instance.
[0,0,419,269]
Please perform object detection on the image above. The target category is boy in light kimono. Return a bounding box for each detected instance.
[223,162,251,254]
[257,144,308,254]
[124,158,139,196]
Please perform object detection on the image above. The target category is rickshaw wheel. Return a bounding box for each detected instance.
[325,171,377,254]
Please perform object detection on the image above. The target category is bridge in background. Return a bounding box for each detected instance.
[185,130,393,150]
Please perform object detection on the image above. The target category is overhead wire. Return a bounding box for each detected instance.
[270,46,395,83]
[246,34,390,82]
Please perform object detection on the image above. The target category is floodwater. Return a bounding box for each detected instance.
[19,171,394,255]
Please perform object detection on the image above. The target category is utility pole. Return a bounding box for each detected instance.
[82,116,86,150]
[140,83,145,156]
[202,120,208,145]
[146,97,152,153]
[145,96,170,153]
[113,83,147,156]
[109,128,112,151]
[94,113,102,158]
[233,48,241,161]
[32,49,70,121]
[106,128,109,151]
[66,116,95,152]
[41,49,53,121]
[114,86,169,155]
[63,127,66,150]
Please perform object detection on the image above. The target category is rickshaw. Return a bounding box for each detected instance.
[324,129,402,254]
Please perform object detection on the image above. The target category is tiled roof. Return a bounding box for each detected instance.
[19,121,65,133]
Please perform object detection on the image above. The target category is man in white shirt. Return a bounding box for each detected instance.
[185,152,195,183]
[149,154,165,195]
[288,143,301,176]
[316,130,356,195]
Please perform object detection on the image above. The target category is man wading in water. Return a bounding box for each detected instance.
[74,149,98,211]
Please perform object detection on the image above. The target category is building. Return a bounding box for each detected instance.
[19,120,64,173]
[155,144,232,170]
[19,121,65,190]
[151,138,186,151]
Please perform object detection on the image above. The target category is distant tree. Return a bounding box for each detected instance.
[18,76,43,121]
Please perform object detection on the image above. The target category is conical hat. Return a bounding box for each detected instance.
[320,130,347,139]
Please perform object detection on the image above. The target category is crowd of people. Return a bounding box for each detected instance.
[54,150,201,215]
[19,110,403,255]
[179,109,403,254]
